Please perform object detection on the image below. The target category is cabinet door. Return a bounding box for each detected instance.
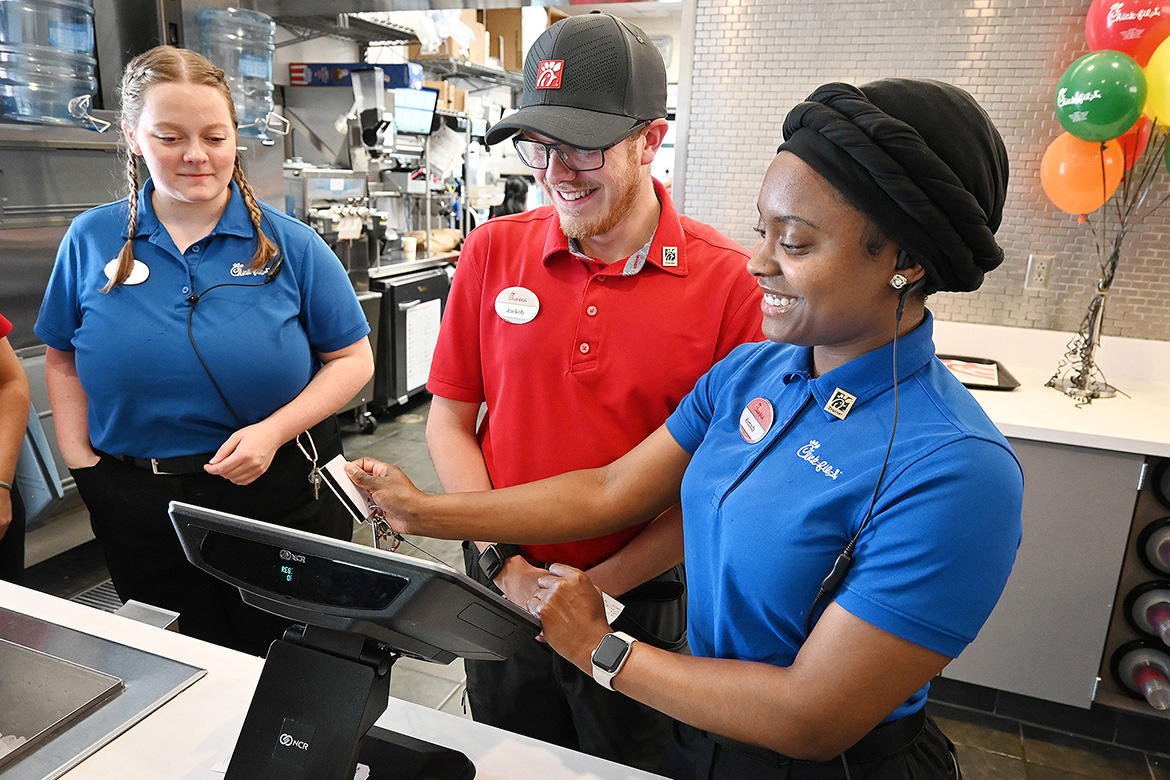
[941,438,1143,708]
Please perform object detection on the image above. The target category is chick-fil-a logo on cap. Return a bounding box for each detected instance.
[536,60,564,89]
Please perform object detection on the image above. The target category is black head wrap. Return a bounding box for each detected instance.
[777,79,1009,293]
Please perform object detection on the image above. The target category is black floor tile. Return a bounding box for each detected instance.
[998,691,1118,743]
[1114,708,1170,757]
[1150,752,1170,780]
[1020,724,1151,780]
[930,676,999,713]
[953,744,1026,780]
[929,702,1023,758]
[22,539,109,599]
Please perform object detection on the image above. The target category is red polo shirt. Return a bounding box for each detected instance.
[428,179,763,569]
[0,313,11,340]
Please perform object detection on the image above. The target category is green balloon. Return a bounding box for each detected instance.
[1055,51,1147,142]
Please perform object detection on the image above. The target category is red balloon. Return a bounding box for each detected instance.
[1086,0,1170,66]
[1040,132,1125,215]
[1116,116,1153,168]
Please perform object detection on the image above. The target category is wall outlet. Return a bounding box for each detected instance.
[1026,253,1054,290]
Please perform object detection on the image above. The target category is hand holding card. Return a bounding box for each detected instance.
[321,454,377,523]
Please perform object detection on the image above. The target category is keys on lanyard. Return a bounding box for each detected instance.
[296,430,322,500]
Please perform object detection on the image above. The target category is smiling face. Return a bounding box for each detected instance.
[122,81,237,214]
[528,129,645,242]
[748,151,922,376]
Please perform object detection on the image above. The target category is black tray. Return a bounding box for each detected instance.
[937,354,1020,391]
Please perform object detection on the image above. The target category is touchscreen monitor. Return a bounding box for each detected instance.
[392,87,439,136]
[169,501,539,664]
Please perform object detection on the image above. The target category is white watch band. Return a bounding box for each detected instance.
[591,631,637,691]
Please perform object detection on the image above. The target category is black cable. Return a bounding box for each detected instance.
[184,212,283,427]
[804,280,920,636]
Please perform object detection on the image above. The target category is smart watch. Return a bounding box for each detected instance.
[591,631,637,691]
[477,543,522,581]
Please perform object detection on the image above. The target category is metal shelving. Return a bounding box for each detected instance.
[410,57,522,91]
[275,15,417,48]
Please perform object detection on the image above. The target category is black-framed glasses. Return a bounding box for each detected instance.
[512,122,649,172]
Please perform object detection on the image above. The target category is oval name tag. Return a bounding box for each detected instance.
[103,257,150,285]
[495,286,540,324]
[739,397,774,444]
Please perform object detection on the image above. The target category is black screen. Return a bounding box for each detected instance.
[199,533,409,610]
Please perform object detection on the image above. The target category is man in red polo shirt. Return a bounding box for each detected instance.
[425,13,762,772]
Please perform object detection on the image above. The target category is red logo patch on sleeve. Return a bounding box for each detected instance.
[536,60,564,89]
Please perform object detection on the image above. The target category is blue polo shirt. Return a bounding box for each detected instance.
[665,312,1022,720]
[36,179,368,458]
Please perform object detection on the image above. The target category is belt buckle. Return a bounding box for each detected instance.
[150,458,175,476]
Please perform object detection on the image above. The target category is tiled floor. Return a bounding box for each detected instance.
[22,395,1170,779]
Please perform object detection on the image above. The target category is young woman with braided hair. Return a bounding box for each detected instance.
[36,46,373,655]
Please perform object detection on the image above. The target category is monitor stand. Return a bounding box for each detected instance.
[224,624,474,780]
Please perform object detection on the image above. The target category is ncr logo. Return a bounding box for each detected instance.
[273,717,314,767]
[536,60,564,89]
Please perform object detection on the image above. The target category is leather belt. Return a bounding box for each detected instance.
[703,706,926,768]
[104,452,219,475]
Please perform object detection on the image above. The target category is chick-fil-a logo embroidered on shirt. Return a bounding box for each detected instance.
[536,60,564,89]
[797,440,842,480]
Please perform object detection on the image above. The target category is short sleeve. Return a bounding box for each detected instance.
[836,436,1024,658]
[426,240,486,403]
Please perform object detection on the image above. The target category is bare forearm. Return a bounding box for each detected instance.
[44,347,96,468]
[397,467,651,543]
[354,425,690,546]
[586,504,684,597]
[0,350,30,484]
[560,611,938,760]
[425,398,493,494]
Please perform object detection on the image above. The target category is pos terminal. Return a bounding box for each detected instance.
[168,501,541,780]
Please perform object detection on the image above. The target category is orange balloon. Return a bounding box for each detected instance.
[1040,132,1125,214]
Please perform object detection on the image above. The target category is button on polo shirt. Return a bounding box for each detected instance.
[564,235,655,372]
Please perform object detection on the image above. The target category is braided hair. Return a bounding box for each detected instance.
[103,45,278,292]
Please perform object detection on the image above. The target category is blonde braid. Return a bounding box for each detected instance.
[100,154,141,293]
[234,157,279,272]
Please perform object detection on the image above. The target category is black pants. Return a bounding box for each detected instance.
[661,715,961,780]
[70,418,351,656]
[462,542,686,773]
[0,483,25,585]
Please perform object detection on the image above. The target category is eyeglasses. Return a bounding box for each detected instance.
[512,123,648,172]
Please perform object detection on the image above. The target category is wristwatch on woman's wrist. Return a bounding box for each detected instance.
[591,631,637,691]
[477,543,522,581]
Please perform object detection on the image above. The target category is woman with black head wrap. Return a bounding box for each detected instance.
[348,79,1024,779]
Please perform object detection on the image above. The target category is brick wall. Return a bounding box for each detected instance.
[680,0,1170,341]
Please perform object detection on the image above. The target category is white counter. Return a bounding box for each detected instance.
[0,582,664,780]
[933,320,1170,457]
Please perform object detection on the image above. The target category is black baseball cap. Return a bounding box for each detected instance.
[483,12,667,149]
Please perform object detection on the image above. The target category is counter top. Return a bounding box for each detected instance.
[0,582,663,780]
[933,320,1170,458]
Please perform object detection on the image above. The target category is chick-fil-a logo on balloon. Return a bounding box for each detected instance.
[1056,88,1104,108]
[536,60,564,89]
[1108,3,1162,24]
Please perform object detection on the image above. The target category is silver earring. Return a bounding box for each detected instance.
[889,274,909,290]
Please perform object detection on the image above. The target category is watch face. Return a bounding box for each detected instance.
[593,634,630,673]
[479,546,504,579]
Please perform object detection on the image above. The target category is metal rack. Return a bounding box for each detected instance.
[410,56,522,91]
[274,15,417,48]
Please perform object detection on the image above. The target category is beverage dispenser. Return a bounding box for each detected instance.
[195,6,275,143]
[0,0,97,126]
